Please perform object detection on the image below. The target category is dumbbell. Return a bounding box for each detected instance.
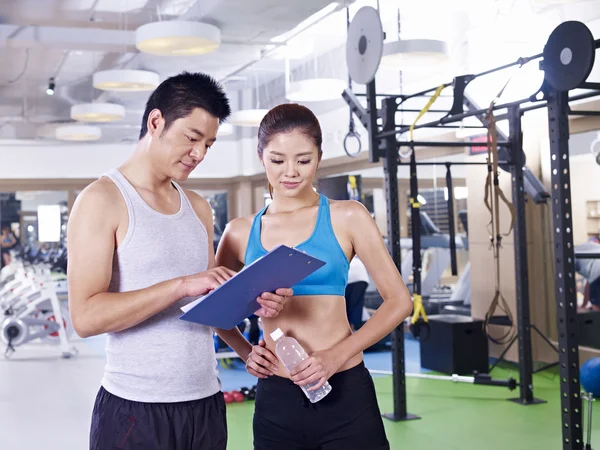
[240,386,257,401]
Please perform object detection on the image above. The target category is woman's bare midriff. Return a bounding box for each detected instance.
[262,294,363,379]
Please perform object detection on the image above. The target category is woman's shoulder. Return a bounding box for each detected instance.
[328,198,372,221]
[224,215,254,238]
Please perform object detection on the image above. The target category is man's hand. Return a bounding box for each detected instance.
[182,267,237,297]
[289,348,344,391]
[246,340,280,379]
[254,288,293,318]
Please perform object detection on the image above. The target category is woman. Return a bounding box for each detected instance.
[215,104,413,450]
[1,226,17,267]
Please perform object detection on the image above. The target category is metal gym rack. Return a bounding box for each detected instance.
[344,8,600,450]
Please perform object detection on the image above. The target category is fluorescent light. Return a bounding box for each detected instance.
[229,109,269,127]
[93,69,160,91]
[55,125,102,141]
[271,2,339,43]
[37,205,61,243]
[136,21,221,56]
[286,78,346,102]
[71,103,125,122]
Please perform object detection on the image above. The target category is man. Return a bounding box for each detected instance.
[576,240,600,312]
[67,72,292,450]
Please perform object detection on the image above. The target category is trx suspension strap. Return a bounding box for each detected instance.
[408,146,428,339]
[407,85,445,339]
[482,80,518,345]
[446,163,458,276]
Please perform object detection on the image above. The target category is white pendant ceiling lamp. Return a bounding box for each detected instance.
[136,20,221,56]
[286,78,346,102]
[381,39,449,68]
[55,125,102,141]
[93,70,160,91]
[71,103,126,122]
[217,122,234,137]
[229,109,269,127]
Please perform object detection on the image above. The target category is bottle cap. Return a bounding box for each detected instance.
[270,328,284,341]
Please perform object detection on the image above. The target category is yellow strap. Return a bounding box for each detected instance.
[409,198,421,208]
[409,84,446,143]
[411,293,428,324]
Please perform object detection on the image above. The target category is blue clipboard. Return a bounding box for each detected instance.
[179,245,325,329]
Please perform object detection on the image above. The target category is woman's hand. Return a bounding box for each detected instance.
[289,349,344,391]
[254,288,294,318]
[246,340,280,379]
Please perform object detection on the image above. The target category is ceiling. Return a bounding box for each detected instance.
[0,0,352,141]
[1,0,600,144]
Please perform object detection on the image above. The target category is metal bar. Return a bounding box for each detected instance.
[532,324,559,353]
[379,96,537,139]
[515,91,600,117]
[569,110,600,117]
[379,90,600,141]
[354,93,454,98]
[507,105,540,406]
[366,81,381,163]
[396,124,485,129]
[392,53,543,104]
[396,109,450,113]
[399,83,452,102]
[446,163,458,276]
[579,82,600,90]
[575,253,600,259]
[547,88,583,449]
[398,162,510,167]
[380,96,418,422]
[396,141,511,148]
[474,53,543,78]
[341,89,370,130]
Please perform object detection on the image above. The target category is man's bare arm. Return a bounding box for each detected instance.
[67,181,232,338]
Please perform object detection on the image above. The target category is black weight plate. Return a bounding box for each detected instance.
[543,21,595,91]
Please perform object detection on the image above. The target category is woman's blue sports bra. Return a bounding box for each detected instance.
[244,193,350,296]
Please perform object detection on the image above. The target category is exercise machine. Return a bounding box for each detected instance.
[345,7,599,447]
[0,257,77,359]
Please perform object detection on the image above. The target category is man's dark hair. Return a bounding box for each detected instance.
[139,71,231,140]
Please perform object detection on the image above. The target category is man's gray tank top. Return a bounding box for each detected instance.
[100,169,220,403]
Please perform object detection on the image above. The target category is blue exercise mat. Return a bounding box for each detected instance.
[179,245,325,329]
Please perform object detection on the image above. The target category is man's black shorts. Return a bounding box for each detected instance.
[89,386,227,450]
[253,361,389,450]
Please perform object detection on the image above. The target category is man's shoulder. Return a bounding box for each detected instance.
[182,189,212,218]
[69,177,124,230]
[76,177,122,208]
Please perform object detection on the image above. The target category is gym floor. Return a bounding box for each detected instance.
[1,335,598,450]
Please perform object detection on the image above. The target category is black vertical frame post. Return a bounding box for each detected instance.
[379,94,419,422]
[547,89,583,449]
[507,105,544,405]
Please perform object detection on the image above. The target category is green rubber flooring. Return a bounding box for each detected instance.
[225,365,600,450]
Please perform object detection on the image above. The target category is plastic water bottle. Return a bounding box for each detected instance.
[270,328,332,403]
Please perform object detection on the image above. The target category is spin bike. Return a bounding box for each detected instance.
[0,257,77,359]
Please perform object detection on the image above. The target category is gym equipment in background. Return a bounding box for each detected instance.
[344,8,599,445]
[317,174,362,202]
[581,357,600,450]
[0,254,76,359]
[369,369,517,391]
[581,357,600,398]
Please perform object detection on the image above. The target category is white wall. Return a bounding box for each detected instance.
[0,140,241,179]
[569,153,600,245]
